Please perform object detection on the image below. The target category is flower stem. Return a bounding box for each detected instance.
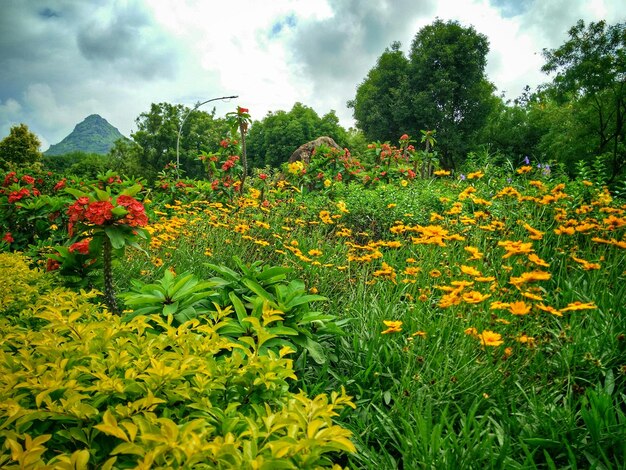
[103,235,119,314]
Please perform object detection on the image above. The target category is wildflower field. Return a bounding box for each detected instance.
[1,135,626,468]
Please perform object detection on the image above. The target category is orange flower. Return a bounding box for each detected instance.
[462,291,491,304]
[508,301,531,315]
[560,301,596,313]
[381,320,403,334]
[478,330,503,347]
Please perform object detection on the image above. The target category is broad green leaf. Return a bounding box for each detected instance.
[105,226,126,249]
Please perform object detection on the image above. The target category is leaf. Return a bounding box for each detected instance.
[162,301,179,316]
[304,337,326,365]
[242,278,274,302]
[105,226,126,249]
[229,292,249,323]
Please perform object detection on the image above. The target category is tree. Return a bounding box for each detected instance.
[348,41,409,142]
[349,20,495,169]
[131,103,230,180]
[246,103,347,168]
[0,123,43,168]
[541,20,626,180]
[406,19,495,169]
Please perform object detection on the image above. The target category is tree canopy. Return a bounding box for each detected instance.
[131,103,230,180]
[246,103,347,168]
[541,20,625,180]
[350,20,494,169]
[0,124,43,168]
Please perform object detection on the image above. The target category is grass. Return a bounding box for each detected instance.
[109,167,626,468]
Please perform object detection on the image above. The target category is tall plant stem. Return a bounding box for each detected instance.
[103,235,119,314]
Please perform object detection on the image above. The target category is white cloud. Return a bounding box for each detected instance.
[0,0,623,149]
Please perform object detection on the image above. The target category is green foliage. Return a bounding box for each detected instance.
[131,102,230,181]
[350,20,495,168]
[0,124,43,168]
[247,103,347,168]
[541,19,626,181]
[205,257,341,365]
[348,41,409,143]
[121,269,218,325]
[44,114,126,156]
[0,259,356,468]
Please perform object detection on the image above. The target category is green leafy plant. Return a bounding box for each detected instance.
[206,257,342,364]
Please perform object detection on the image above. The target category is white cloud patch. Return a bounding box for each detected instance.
[0,0,623,149]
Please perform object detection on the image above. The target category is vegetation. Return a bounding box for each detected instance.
[0,123,42,168]
[1,16,625,469]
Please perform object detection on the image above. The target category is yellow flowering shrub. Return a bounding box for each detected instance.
[0,254,356,469]
[0,252,54,318]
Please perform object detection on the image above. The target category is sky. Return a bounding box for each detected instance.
[0,0,623,150]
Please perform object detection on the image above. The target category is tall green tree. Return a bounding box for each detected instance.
[348,41,409,142]
[541,20,626,180]
[247,103,347,168]
[406,19,495,169]
[0,123,43,168]
[131,103,229,180]
[349,20,495,169]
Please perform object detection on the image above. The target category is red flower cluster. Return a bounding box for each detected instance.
[220,139,230,148]
[67,195,147,233]
[8,188,30,203]
[3,232,13,243]
[46,258,60,271]
[259,173,268,180]
[69,238,91,255]
[21,175,35,185]
[3,172,18,187]
[117,195,148,227]
[221,155,240,171]
[54,178,67,191]
[237,106,249,114]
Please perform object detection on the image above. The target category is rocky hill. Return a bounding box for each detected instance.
[44,114,126,156]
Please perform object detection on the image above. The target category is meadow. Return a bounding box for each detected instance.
[1,140,625,468]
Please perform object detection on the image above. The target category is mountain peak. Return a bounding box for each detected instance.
[44,115,126,156]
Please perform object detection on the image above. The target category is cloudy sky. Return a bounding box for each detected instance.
[0,0,623,150]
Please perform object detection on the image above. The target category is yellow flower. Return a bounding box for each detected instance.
[478,330,503,347]
[462,291,491,303]
[508,301,531,315]
[560,301,596,313]
[467,171,484,179]
[308,249,323,256]
[382,320,403,334]
[400,179,408,187]
[434,169,450,176]
[517,165,532,174]
[461,265,482,277]
[288,161,305,174]
[324,179,332,188]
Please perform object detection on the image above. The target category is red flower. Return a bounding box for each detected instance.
[259,173,268,180]
[237,106,249,114]
[54,179,67,191]
[3,232,14,243]
[3,172,18,186]
[84,200,115,225]
[69,238,91,255]
[117,195,148,227]
[400,134,409,141]
[8,188,30,203]
[46,258,60,271]
[68,197,90,223]
[220,139,229,148]
[211,179,219,190]
[21,175,35,185]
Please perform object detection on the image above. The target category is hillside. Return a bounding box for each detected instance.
[44,114,126,156]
